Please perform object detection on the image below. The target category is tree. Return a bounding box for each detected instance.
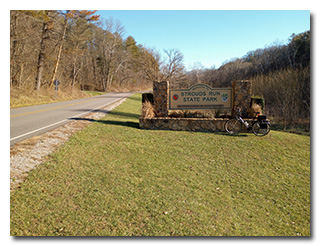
[162,49,185,87]
[49,12,68,88]
[138,47,162,82]
[33,10,55,91]
[10,11,24,88]
[189,62,205,85]
[124,36,141,72]
[94,18,126,91]
[49,10,100,88]
[11,11,50,90]
[287,31,310,68]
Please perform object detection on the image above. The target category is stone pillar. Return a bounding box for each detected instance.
[232,80,252,117]
[153,81,169,117]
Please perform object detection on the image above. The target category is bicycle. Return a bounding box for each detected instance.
[224,108,271,136]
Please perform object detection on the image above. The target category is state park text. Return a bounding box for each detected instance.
[169,84,232,110]
[181,91,222,102]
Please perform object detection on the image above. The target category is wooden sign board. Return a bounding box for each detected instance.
[169,84,232,110]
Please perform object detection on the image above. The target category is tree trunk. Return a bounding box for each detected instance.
[104,65,111,92]
[71,44,80,88]
[35,21,49,91]
[49,17,68,88]
[10,11,19,88]
[19,63,24,88]
[71,68,80,88]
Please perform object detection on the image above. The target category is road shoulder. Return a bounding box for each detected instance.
[10,96,128,190]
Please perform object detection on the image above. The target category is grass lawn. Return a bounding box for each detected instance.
[10,94,310,236]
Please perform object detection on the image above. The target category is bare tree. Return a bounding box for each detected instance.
[49,13,68,88]
[95,18,126,91]
[189,62,205,85]
[34,10,54,91]
[162,49,184,80]
[58,11,99,88]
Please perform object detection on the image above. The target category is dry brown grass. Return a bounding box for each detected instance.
[10,87,91,108]
[141,101,155,119]
[168,109,230,118]
[247,103,263,117]
[252,103,262,113]
[11,83,152,109]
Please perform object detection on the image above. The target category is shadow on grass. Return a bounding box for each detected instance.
[214,132,249,137]
[69,117,140,129]
[108,111,141,119]
[126,96,142,102]
[73,109,141,119]
[69,116,251,136]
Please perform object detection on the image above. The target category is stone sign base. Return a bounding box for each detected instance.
[142,80,256,133]
[139,117,252,133]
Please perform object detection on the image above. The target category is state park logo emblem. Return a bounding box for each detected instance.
[173,94,179,101]
[222,93,229,102]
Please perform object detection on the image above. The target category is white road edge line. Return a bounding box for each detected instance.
[10,94,130,142]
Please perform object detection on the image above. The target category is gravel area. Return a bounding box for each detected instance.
[10,96,129,190]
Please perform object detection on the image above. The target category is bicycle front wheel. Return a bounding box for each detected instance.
[225,119,242,134]
[252,122,271,136]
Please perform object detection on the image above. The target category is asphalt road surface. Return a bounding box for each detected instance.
[10,92,133,146]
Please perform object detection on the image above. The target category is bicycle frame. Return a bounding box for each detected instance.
[235,109,271,130]
[234,110,250,129]
[225,108,271,136]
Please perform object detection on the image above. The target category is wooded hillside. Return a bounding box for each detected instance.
[10,10,165,92]
[184,31,310,130]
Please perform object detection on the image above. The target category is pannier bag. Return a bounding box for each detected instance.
[257,115,269,129]
[257,115,267,121]
[259,121,269,129]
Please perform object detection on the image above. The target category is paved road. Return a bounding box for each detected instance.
[10,92,133,146]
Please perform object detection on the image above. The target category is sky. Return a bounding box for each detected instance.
[96,10,310,70]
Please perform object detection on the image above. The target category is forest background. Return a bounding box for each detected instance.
[10,10,310,131]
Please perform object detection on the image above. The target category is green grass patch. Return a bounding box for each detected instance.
[10,94,310,236]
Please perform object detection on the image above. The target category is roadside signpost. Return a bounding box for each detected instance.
[53,79,60,99]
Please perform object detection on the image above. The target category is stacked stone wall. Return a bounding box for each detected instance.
[140,118,252,133]
[153,81,169,117]
[232,80,253,117]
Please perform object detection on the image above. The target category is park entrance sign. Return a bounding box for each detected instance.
[169,84,232,110]
[140,80,253,132]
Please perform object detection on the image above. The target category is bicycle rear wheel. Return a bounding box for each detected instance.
[252,122,271,136]
[225,119,242,134]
